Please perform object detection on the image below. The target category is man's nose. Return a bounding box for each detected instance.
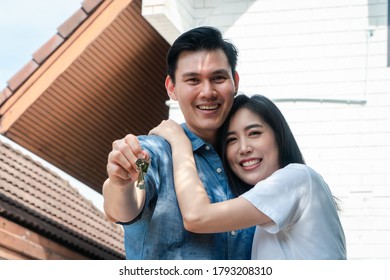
[200,81,215,97]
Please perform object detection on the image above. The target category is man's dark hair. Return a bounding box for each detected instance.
[166,26,238,84]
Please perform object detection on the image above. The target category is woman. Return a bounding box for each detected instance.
[149,94,346,259]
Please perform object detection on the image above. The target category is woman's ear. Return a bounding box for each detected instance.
[165,76,177,101]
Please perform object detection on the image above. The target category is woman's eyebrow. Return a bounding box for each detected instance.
[244,123,263,130]
[226,123,263,136]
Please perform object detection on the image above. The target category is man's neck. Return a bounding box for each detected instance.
[185,124,217,147]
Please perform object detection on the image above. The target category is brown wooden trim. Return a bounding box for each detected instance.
[0,245,29,260]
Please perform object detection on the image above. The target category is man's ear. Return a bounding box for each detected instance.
[165,76,177,101]
[234,71,240,95]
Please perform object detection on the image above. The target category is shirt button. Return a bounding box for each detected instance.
[216,168,222,173]
[205,145,210,150]
[231,231,236,236]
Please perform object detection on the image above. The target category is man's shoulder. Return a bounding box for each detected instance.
[138,135,171,153]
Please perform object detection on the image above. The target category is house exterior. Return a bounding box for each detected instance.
[1,0,389,259]
[0,0,168,259]
[0,0,170,194]
[0,139,125,259]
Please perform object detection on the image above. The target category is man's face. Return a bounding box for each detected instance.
[166,49,239,144]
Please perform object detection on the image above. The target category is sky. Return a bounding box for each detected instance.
[0,0,104,211]
[0,0,82,88]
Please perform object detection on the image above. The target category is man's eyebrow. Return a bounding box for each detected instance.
[182,69,230,78]
[212,69,230,75]
[182,72,198,77]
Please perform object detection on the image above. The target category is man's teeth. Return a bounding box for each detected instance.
[242,159,260,167]
[198,105,218,110]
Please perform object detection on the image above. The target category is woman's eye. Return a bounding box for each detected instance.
[249,131,261,136]
[226,137,236,144]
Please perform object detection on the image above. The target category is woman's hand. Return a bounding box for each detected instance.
[149,119,186,145]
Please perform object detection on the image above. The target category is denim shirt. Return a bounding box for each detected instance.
[122,124,255,259]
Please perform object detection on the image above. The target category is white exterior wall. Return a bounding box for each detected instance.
[224,0,390,260]
[146,0,390,259]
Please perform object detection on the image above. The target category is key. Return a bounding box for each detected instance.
[135,158,145,189]
[135,158,149,189]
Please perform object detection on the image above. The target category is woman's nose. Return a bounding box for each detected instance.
[239,142,253,154]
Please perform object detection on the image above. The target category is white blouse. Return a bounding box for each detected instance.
[241,164,346,259]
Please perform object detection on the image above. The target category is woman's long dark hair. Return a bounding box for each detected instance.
[218,94,305,196]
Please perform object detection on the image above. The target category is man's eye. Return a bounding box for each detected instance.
[213,76,226,83]
[187,78,199,84]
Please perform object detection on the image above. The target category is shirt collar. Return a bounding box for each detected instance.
[181,123,208,152]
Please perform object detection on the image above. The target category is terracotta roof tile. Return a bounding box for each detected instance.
[57,9,88,39]
[6,60,39,92]
[0,87,12,106]
[82,0,105,14]
[32,34,65,64]
[0,139,125,259]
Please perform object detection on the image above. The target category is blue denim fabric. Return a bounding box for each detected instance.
[122,124,254,260]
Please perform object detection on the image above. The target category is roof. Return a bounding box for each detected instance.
[0,138,125,259]
[0,0,170,193]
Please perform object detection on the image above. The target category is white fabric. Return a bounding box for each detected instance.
[241,164,346,259]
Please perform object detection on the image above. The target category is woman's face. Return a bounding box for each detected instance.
[225,108,280,185]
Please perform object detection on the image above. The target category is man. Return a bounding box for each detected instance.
[103,26,254,259]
